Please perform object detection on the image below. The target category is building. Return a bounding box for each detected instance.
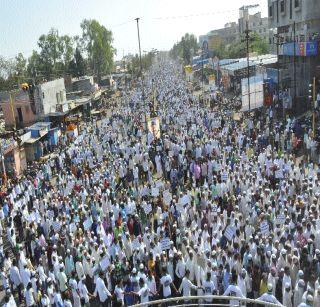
[268,0,320,113]
[0,137,27,178]
[200,5,268,54]
[72,76,96,95]
[201,22,239,52]
[239,6,270,42]
[0,89,37,129]
[34,78,68,116]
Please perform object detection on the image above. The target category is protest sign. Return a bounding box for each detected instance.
[160,237,171,250]
[276,214,286,225]
[163,190,172,206]
[260,220,270,236]
[100,256,110,270]
[224,226,234,241]
[144,203,152,215]
[132,239,140,250]
[83,219,92,231]
[180,194,190,206]
[151,187,160,197]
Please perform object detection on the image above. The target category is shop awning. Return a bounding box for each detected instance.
[24,137,41,144]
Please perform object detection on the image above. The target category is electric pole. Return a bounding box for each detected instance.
[245,21,251,112]
[135,17,147,131]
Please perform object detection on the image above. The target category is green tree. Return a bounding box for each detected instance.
[15,53,27,78]
[80,19,115,83]
[36,28,74,78]
[214,33,269,59]
[170,33,198,65]
[69,47,86,77]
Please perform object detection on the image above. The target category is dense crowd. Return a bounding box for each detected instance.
[0,59,319,307]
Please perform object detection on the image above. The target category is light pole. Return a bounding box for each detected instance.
[135,17,147,132]
[245,20,251,112]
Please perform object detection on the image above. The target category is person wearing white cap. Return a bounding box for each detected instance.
[175,252,186,286]
[237,269,248,297]
[130,268,140,292]
[297,294,314,307]
[294,279,305,307]
[78,276,93,307]
[57,265,68,293]
[138,264,147,283]
[69,271,81,307]
[283,282,293,307]
[257,283,283,305]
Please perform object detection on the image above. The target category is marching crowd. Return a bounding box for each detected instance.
[0,59,320,307]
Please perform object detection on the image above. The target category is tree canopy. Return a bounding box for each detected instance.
[214,32,269,59]
[0,20,115,91]
[81,19,115,82]
[170,33,198,65]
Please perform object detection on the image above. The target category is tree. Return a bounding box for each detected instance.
[81,19,115,83]
[170,33,198,64]
[15,53,27,78]
[69,48,86,77]
[214,33,269,59]
[35,28,75,79]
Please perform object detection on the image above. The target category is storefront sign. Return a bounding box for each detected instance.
[1,137,15,155]
[281,41,318,56]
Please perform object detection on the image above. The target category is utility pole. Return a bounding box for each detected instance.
[274,34,282,119]
[245,21,251,112]
[135,17,147,131]
[309,77,316,138]
[313,77,316,138]
[293,21,297,111]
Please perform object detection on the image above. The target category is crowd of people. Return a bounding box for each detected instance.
[0,59,319,307]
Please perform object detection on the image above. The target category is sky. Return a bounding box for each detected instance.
[0,0,267,61]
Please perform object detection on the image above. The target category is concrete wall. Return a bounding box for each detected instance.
[72,77,94,94]
[35,78,67,115]
[0,91,37,128]
[269,0,320,29]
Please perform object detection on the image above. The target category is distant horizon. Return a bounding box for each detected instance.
[0,0,267,61]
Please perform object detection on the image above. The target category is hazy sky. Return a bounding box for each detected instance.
[0,0,267,60]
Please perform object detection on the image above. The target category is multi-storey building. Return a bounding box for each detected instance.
[268,0,320,111]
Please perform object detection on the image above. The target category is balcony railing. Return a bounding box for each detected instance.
[133,295,281,307]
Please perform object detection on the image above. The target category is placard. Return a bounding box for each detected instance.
[180,195,190,206]
[276,214,286,225]
[260,220,270,236]
[144,203,152,215]
[83,219,92,231]
[221,172,228,181]
[100,256,110,271]
[224,226,234,241]
[163,190,172,206]
[132,239,140,250]
[151,188,160,197]
[160,238,171,250]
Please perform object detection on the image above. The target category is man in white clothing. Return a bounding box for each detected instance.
[257,284,283,306]
[223,273,245,307]
[94,271,112,306]
[178,269,198,297]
